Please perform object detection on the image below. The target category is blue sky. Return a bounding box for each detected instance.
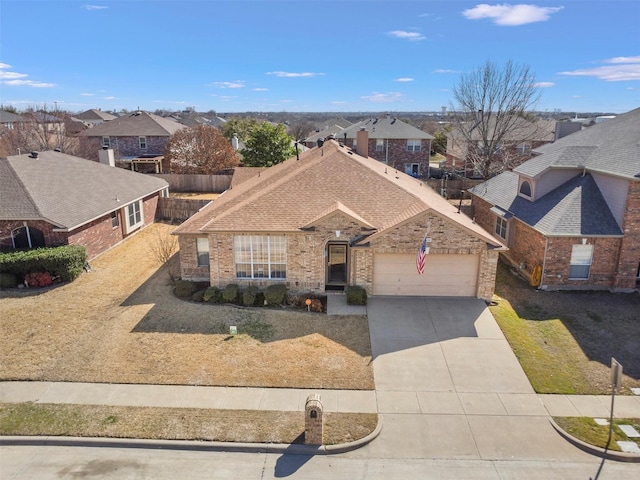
[1,1,639,113]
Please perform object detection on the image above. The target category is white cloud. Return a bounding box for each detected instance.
[210,81,245,89]
[266,71,325,78]
[0,71,28,80]
[4,79,55,88]
[361,92,405,103]
[605,56,640,64]
[560,58,640,81]
[331,101,347,105]
[83,5,108,10]
[0,63,13,69]
[80,93,94,96]
[433,69,460,74]
[252,88,268,91]
[387,30,425,41]
[395,77,414,82]
[103,96,116,100]
[462,4,564,26]
[534,81,555,88]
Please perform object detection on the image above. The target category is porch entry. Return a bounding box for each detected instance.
[326,242,348,288]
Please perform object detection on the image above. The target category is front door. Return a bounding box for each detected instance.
[327,243,348,285]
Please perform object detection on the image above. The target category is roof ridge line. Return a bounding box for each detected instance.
[201,144,335,229]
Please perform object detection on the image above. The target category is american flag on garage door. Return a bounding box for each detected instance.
[416,235,428,275]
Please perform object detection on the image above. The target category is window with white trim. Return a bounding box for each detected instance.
[495,217,507,239]
[125,200,143,233]
[406,139,421,152]
[519,180,532,197]
[139,136,147,149]
[102,136,110,148]
[196,237,210,267]
[404,163,420,177]
[375,139,384,152]
[569,244,593,279]
[234,235,286,279]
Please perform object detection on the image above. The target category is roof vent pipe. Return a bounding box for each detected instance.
[29,151,38,158]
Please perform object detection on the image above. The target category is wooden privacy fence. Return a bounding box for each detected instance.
[425,178,483,199]
[151,174,232,193]
[157,198,211,223]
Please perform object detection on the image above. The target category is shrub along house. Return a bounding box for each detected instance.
[173,137,505,301]
[0,150,168,260]
[469,107,640,292]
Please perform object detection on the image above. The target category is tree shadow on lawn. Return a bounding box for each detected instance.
[120,262,372,358]
[495,262,640,381]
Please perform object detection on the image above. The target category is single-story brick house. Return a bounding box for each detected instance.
[469,107,640,292]
[0,150,168,260]
[173,138,505,301]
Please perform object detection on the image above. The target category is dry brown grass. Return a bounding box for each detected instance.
[0,403,377,445]
[0,223,374,390]
[170,192,220,200]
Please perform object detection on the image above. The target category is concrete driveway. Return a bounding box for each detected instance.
[347,296,595,462]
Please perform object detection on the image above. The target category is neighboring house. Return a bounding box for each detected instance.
[173,138,505,301]
[0,110,25,130]
[468,107,640,292]
[339,115,434,178]
[75,109,117,127]
[445,118,556,178]
[0,150,168,260]
[78,111,186,161]
[303,124,349,149]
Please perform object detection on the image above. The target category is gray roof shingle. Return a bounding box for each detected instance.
[517,107,640,179]
[78,111,185,137]
[341,117,433,140]
[470,171,623,236]
[1,151,168,230]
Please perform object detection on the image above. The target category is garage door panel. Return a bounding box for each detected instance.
[373,254,479,297]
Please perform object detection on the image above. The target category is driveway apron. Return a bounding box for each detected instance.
[349,296,594,462]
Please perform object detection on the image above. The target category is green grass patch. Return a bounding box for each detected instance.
[554,417,640,451]
[489,296,589,394]
[0,403,377,445]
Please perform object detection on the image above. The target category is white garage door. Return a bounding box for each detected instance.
[373,253,479,296]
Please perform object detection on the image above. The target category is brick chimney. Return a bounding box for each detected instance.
[356,128,369,158]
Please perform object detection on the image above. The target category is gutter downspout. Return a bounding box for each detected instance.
[540,237,549,290]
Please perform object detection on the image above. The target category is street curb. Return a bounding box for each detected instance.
[549,418,640,463]
[0,418,382,456]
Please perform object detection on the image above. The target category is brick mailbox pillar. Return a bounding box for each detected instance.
[304,393,324,445]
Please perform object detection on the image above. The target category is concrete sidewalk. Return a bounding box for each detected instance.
[0,381,376,413]
[2,381,639,419]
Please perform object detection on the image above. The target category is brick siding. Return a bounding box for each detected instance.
[179,210,499,301]
[344,138,431,177]
[80,135,169,158]
[1,193,161,261]
[471,191,633,291]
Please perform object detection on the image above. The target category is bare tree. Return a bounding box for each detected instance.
[451,60,542,178]
[287,118,315,141]
[0,105,82,157]
[163,124,239,174]
[149,228,179,282]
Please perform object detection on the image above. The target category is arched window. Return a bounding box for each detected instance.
[519,181,532,197]
[11,226,45,249]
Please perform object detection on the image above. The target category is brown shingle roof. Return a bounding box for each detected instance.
[173,140,501,247]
